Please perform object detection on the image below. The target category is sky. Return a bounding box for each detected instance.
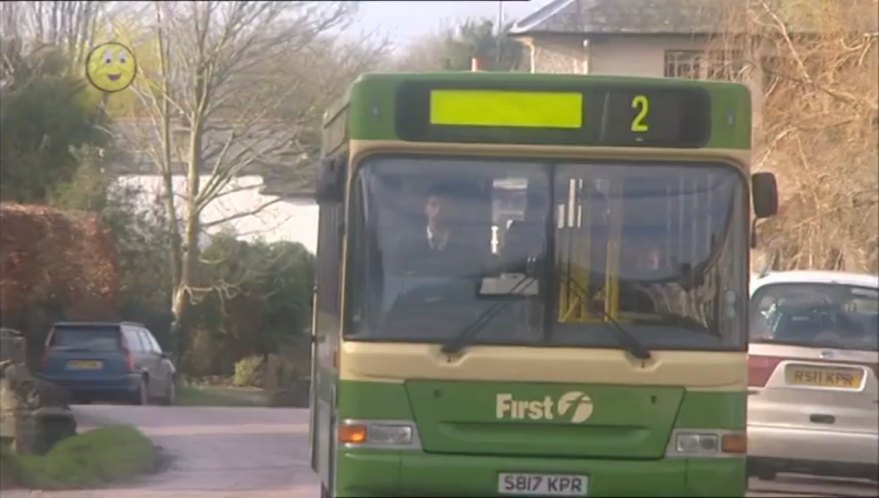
[351,0,554,52]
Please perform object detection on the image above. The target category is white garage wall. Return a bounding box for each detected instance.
[116,174,319,254]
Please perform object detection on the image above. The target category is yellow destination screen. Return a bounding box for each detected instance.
[429,90,583,129]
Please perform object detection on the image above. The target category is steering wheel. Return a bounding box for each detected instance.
[390,279,477,309]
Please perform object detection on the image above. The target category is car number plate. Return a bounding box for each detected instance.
[785,364,863,389]
[498,472,588,496]
[67,360,103,370]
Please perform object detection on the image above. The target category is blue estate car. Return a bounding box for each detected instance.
[40,321,176,405]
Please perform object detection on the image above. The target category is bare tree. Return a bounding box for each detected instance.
[394,18,526,72]
[394,29,452,71]
[709,0,878,273]
[1,1,107,73]
[115,1,388,362]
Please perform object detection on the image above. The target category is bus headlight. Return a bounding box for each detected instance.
[338,419,421,449]
[666,429,746,457]
[676,433,718,453]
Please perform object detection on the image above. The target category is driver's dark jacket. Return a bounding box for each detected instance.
[392,229,484,276]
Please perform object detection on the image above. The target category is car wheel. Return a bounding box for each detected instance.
[747,460,776,481]
[754,470,776,481]
[160,378,176,406]
[132,376,149,405]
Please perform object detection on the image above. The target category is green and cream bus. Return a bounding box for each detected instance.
[308,72,778,497]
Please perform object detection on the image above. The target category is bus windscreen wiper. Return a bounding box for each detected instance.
[597,305,652,360]
[441,275,534,355]
[561,275,652,360]
[442,273,652,360]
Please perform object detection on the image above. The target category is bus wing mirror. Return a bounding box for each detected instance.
[752,172,778,219]
[315,155,346,204]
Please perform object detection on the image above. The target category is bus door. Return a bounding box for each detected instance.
[556,177,617,324]
[556,174,678,326]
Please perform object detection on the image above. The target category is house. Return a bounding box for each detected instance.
[508,0,770,125]
[508,0,876,126]
[103,118,320,252]
[108,118,316,195]
[508,0,740,78]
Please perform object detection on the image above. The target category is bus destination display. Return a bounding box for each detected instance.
[395,83,711,148]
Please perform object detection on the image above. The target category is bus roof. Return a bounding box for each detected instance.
[322,72,751,152]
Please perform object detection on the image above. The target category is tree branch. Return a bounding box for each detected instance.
[201,196,288,229]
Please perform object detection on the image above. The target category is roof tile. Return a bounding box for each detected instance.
[511,0,878,35]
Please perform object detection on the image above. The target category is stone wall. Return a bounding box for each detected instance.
[0,328,76,456]
[263,343,310,407]
[524,34,588,74]
[1,328,27,449]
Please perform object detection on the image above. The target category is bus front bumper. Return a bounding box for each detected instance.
[336,450,745,497]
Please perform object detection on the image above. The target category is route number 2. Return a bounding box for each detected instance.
[630,95,649,132]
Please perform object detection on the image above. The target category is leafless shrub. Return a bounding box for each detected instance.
[710,0,878,273]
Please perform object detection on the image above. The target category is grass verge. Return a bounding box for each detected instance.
[2,425,156,490]
[176,385,267,407]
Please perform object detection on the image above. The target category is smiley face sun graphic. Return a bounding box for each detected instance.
[85,42,137,93]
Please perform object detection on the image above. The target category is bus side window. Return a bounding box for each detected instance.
[347,180,367,332]
[317,203,342,319]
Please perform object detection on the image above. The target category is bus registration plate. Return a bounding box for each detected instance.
[498,472,588,496]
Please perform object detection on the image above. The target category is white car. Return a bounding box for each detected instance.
[747,270,879,481]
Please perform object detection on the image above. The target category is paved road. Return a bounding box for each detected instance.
[5,405,318,498]
[749,474,878,497]
[6,405,877,497]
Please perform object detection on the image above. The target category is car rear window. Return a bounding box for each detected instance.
[750,283,878,351]
[50,326,120,351]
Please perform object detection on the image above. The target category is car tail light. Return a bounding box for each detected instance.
[118,334,134,372]
[748,355,784,387]
[122,347,134,371]
[41,328,56,369]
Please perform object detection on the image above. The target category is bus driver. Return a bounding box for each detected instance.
[395,186,482,274]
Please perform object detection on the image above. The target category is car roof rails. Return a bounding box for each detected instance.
[53,320,146,327]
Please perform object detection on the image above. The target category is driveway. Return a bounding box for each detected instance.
[5,405,318,498]
[5,405,876,497]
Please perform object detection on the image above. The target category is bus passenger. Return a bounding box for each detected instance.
[620,240,665,314]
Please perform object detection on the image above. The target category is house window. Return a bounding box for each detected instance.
[708,50,746,81]
[665,50,744,81]
[665,50,704,79]
[529,44,536,74]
